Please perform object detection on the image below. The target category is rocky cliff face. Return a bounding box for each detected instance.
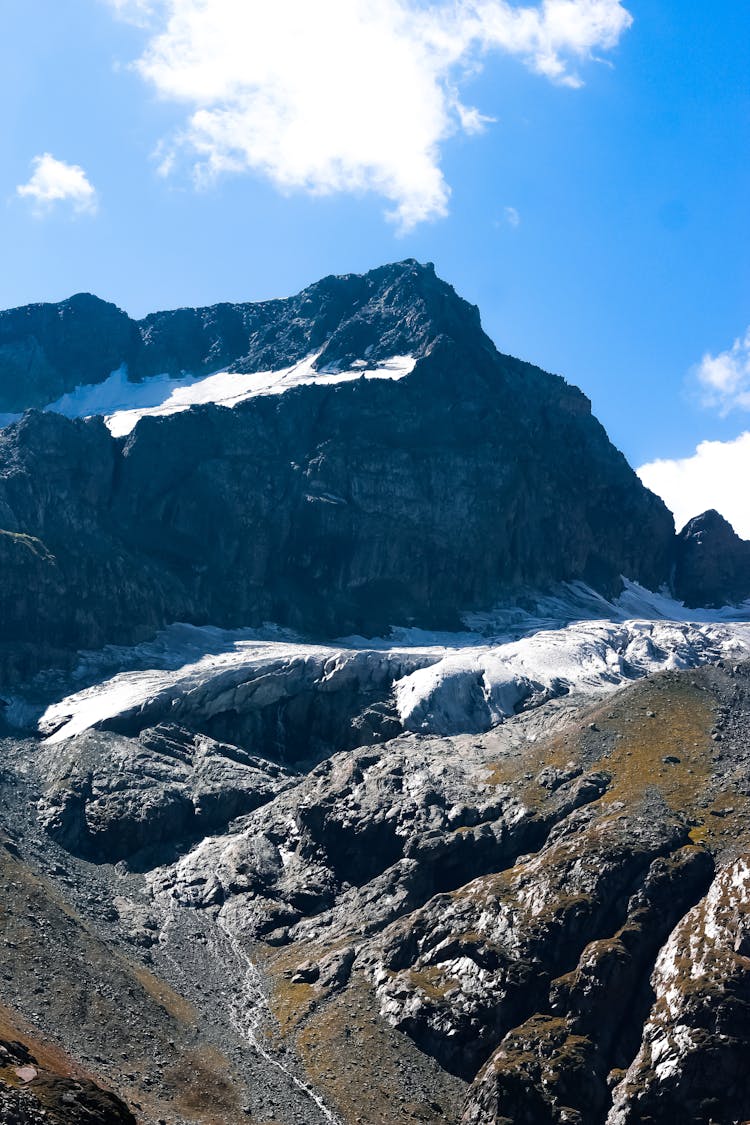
[0,293,140,413]
[674,508,750,607]
[0,261,677,674]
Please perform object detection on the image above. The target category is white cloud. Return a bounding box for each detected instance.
[503,204,521,227]
[16,154,98,216]
[695,328,750,414]
[106,0,632,229]
[638,432,750,539]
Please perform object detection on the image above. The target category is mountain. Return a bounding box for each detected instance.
[0,261,678,675]
[2,262,750,1125]
[674,508,750,607]
[4,627,750,1125]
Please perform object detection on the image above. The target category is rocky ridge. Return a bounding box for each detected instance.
[0,261,481,411]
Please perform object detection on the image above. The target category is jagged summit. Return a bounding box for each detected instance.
[0,291,139,412]
[681,508,738,535]
[675,508,750,607]
[0,260,482,413]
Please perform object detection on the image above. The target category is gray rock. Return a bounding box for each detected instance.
[35,724,294,863]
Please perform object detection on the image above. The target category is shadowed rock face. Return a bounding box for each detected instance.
[0,293,142,413]
[674,508,750,607]
[605,857,750,1125]
[0,261,676,674]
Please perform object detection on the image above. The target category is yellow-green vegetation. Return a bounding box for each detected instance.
[688,823,710,845]
[258,942,466,1124]
[271,976,318,1041]
[259,938,342,1040]
[294,975,463,1125]
[587,677,750,854]
[587,677,714,809]
[130,963,197,1026]
[489,1012,590,1070]
[484,671,749,857]
[445,671,750,939]
[164,1046,243,1123]
[404,967,456,1003]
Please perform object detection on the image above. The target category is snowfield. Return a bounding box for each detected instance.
[0,353,416,437]
[21,581,750,746]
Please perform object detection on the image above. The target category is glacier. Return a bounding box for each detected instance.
[15,580,750,748]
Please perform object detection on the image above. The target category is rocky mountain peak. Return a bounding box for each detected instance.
[674,508,750,607]
[680,507,735,539]
[132,258,485,383]
[292,258,484,374]
[0,292,138,412]
[0,260,484,414]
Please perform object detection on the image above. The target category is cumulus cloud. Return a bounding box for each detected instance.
[503,205,521,227]
[106,0,633,228]
[16,154,98,216]
[638,432,750,539]
[695,328,750,414]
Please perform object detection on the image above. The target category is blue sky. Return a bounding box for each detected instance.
[2,1,748,532]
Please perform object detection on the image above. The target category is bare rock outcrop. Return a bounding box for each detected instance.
[35,724,294,863]
[607,857,750,1124]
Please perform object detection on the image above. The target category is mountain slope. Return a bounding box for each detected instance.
[4,654,750,1124]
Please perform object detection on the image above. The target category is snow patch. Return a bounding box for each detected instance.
[0,353,416,437]
[652,1024,697,1081]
